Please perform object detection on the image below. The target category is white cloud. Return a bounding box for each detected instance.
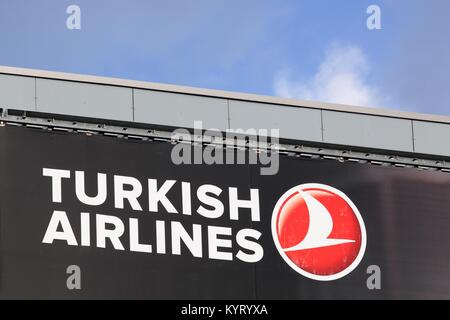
[273,44,383,107]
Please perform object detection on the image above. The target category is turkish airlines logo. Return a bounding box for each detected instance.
[271,183,366,281]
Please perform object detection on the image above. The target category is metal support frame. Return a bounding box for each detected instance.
[1,109,450,173]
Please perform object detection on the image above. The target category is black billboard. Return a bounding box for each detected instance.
[1,124,450,300]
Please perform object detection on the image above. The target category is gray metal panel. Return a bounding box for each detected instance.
[35,78,133,121]
[229,100,322,141]
[413,121,450,156]
[322,111,414,152]
[0,74,35,111]
[6,65,450,126]
[134,89,228,129]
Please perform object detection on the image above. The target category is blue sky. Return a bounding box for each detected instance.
[0,0,449,115]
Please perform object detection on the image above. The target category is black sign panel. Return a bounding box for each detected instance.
[0,125,449,299]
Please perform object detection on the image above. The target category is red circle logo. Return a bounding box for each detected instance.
[271,183,366,281]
